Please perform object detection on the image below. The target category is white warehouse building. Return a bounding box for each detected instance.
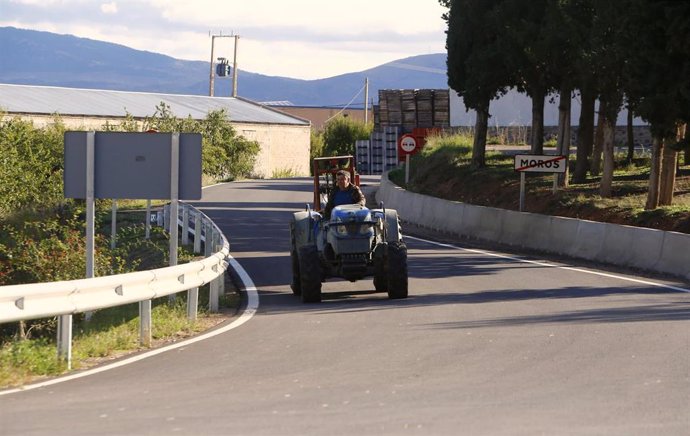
[0,84,312,178]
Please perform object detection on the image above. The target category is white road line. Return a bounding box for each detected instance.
[0,253,259,396]
[406,235,690,293]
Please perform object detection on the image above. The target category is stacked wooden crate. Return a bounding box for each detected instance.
[432,89,450,128]
[384,90,403,125]
[402,90,417,131]
[360,89,450,174]
[416,89,434,128]
[376,89,449,131]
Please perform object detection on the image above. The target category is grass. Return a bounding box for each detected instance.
[272,167,302,178]
[0,286,238,389]
[392,132,690,233]
[0,212,240,390]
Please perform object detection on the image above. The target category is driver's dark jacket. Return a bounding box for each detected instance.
[324,184,365,219]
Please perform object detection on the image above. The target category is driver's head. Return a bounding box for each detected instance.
[336,170,351,190]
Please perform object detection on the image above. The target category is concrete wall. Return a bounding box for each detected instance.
[8,114,311,178]
[234,122,310,178]
[376,175,690,281]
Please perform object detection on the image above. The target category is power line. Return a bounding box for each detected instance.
[323,83,366,123]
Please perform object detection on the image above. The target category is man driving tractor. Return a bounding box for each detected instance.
[324,169,366,219]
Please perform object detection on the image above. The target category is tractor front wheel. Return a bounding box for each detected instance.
[298,245,322,303]
[373,257,387,292]
[290,247,301,296]
[386,242,408,299]
[289,224,302,295]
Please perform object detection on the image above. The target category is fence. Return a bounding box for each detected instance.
[0,202,229,367]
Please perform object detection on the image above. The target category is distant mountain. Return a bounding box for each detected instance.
[0,26,642,125]
[0,26,448,107]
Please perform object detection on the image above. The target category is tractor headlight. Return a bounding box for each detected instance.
[334,222,373,236]
[358,223,374,236]
[332,218,347,236]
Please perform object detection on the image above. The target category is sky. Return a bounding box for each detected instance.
[1,0,448,80]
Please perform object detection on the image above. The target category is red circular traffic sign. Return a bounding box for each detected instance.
[398,134,418,156]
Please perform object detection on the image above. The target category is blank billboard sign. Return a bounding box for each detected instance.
[64,132,202,200]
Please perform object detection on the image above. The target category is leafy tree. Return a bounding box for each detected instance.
[443,0,511,168]
[498,0,558,154]
[102,112,140,132]
[623,0,690,208]
[589,0,627,197]
[550,0,595,187]
[0,115,65,217]
[310,129,325,161]
[142,103,260,180]
[321,116,371,157]
[197,108,260,180]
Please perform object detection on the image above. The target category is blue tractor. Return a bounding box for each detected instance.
[289,156,408,303]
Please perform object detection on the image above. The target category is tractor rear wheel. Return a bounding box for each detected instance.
[298,245,322,303]
[386,242,408,299]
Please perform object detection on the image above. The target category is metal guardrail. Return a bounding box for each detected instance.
[0,202,229,365]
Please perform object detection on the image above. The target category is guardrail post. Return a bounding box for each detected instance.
[214,231,221,253]
[169,201,178,306]
[145,199,152,239]
[204,223,213,257]
[57,314,72,369]
[163,204,170,231]
[194,212,202,254]
[187,287,199,321]
[140,300,152,347]
[209,274,219,313]
[111,199,117,249]
[182,204,190,246]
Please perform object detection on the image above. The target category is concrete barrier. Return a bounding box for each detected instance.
[376,173,690,281]
[656,231,690,278]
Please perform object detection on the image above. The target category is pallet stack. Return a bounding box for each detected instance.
[376,89,450,132]
[416,89,434,128]
[358,126,399,175]
[355,139,371,175]
[402,90,417,132]
[358,89,449,175]
[432,90,450,128]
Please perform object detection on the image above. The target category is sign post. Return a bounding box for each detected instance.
[64,131,202,354]
[398,134,418,184]
[514,154,567,212]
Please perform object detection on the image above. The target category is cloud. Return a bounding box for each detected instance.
[100,2,118,14]
[0,0,449,79]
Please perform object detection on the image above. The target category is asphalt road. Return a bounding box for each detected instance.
[1,178,688,435]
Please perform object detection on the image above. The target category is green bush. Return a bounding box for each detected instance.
[0,115,65,218]
[321,116,372,157]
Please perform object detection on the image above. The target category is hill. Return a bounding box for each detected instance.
[1,26,643,126]
[0,26,448,107]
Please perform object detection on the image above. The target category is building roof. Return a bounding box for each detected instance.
[0,84,310,126]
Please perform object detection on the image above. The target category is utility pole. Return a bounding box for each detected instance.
[364,77,369,124]
[231,35,240,97]
[208,31,238,97]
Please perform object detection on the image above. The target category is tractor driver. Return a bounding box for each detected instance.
[324,170,366,219]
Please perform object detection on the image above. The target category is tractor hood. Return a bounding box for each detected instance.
[331,205,371,223]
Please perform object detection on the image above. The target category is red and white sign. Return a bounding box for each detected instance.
[514,154,567,173]
[398,134,418,156]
